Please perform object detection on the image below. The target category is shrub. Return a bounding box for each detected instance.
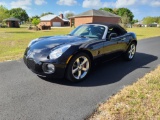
[32,18,40,26]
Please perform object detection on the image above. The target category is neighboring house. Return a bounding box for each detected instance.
[150,22,158,27]
[134,20,144,27]
[39,14,70,27]
[69,9,121,27]
[134,21,159,27]
[3,17,20,28]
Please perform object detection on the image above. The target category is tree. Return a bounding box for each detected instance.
[40,12,54,17]
[154,17,159,23]
[0,5,10,23]
[131,19,138,24]
[99,7,115,14]
[143,17,155,25]
[9,8,29,21]
[32,18,40,26]
[115,8,134,23]
[120,13,130,28]
[99,7,134,24]
[29,15,40,22]
[121,13,130,24]
[65,12,75,19]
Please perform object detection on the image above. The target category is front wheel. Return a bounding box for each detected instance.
[65,53,91,82]
[124,43,136,61]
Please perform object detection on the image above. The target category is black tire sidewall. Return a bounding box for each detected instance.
[65,53,91,82]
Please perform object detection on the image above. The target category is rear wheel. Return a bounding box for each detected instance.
[65,53,91,82]
[124,43,136,61]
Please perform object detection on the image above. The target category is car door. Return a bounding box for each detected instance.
[83,25,106,62]
[85,39,105,59]
[103,26,128,60]
[109,35,128,52]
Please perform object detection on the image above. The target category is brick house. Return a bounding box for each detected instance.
[69,9,121,27]
[4,17,20,28]
[39,14,70,27]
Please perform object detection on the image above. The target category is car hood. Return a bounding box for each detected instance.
[29,35,89,52]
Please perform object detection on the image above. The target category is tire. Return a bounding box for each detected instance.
[65,53,91,82]
[124,42,136,61]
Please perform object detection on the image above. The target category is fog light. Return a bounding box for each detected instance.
[42,63,56,74]
[47,64,55,73]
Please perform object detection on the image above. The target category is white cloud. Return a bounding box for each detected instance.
[151,1,160,7]
[115,0,137,8]
[82,0,137,8]
[57,0,77,6]
[10,0,47,10]
[82,0,112,8]
[82,0,160,8]
[10,0,32,9]
[34,0,47,5]
[59,10,75,15]
[0,2,7,6]
[140,0,148,4]
[59,10,76,18]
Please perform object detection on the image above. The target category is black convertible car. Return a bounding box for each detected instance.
[24,23,137,82]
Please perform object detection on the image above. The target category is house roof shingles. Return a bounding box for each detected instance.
[40,15,57,21]
[3,17,20,22]
[70,9,120,18]
[40,14,69,22]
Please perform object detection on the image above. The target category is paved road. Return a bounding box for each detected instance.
[0,37,160,120]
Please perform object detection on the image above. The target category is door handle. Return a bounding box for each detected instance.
[121,38,126,41]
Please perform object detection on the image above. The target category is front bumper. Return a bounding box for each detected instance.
[23,55,66,78]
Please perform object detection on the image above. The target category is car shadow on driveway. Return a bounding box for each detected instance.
[39,52,158,87]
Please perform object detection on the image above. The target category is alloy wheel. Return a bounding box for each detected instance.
[128,44,136,59]
[72,56,90,80]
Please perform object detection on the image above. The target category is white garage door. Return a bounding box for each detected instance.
[52,22,61,27]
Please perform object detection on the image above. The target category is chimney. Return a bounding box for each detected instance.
[59,14,63,19]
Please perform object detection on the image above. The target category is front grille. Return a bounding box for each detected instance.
[27,59,35,70]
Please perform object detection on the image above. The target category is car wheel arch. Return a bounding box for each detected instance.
[73,49,93,62]
[126,40,137,50]
[65,49,93,70]
[131,40,137,46]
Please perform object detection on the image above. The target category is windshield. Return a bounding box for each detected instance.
[70,24,106,39]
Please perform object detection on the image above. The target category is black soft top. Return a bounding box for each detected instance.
[86,22,127,34]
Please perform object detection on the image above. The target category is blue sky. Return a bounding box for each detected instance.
[0,0,160,20]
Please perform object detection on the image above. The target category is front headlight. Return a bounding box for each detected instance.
[28,38,39,47]
[49,44,71,59]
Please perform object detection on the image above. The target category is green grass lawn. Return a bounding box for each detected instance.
[127,27,160,40]
[0,27,73,61]
[0,27,160,62]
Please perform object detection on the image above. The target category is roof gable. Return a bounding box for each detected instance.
[70,9,120,18]
[40,15,57,21]
[52,16,64,22]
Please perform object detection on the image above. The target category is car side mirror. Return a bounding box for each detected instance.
[109,33,117,40]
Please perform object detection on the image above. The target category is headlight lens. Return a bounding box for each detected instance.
[28,38,39,47]
[49,44,71,59]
